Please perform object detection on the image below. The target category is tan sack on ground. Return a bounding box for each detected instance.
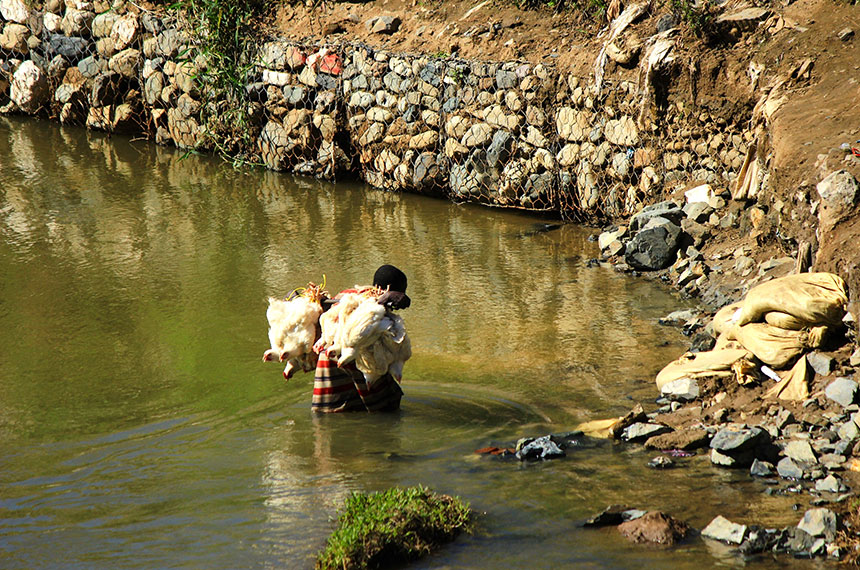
[655,347,753,390]
[576,404,645,438]
[726,323,829,369]
[763,311,808,330]
[713,302,744,337]
[764,354,811,401]
[737,272,848,327]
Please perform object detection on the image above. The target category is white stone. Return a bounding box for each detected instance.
[702,515,747,544]
[661,378,700,402]
[685,183,713,204]
[43,12,62,33]
[604,115,639,146]
[0,0,30,23]
[262,68,290,87]
[445,115,470,139]
[110,14,139,51]
[10,60,49,114]
[91,12,119,37]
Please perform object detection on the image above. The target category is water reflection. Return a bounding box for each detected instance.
[1,117,806,570]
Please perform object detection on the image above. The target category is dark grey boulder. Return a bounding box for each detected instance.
[516,435,565,461]
[486,130,514,169]
[624,224,680,270]
[47,34,91,63]
[629,200,684,232]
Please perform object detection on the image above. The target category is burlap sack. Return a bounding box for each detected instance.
[655,347,753,390]
[737,272,848,327]
[726,323,828,369]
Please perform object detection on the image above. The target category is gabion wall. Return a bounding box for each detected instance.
[0,0,754,221]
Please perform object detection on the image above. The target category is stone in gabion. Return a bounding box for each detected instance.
[10,60,49,114]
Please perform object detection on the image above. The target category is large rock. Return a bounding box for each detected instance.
[62,8,95,36]
[144,71,164,105]
[624,223,681,271]
[644,428,710,450]
[487,130,515,169]
[461,122,492,148]
[48,34,90,62]
[367,15,401,34]
[621,422,672,442]
[0,0,30,23]
[90,72,128,106]
[258,120,294,170]
[701,515,746,544]
[660,378,699,402]
[797,508,837,542]
[617,511,689,545]
[604,115,639,146]
[10,60,49,114]
[412,152,442,191]
[711,425,768,453]
[91,12,119,37]
[557,107,589,142]
[817,170,859,230]
[0,22,29,53]
[515,435,565,461]
[776,456,805,479]
[156,28,185,58]
[629,200,684,232]
[167,107,205,150]
[783,440,817,464]
[108,48,140,78]
[110,14,139,51]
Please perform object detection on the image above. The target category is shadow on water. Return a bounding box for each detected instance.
[0,117,823,569]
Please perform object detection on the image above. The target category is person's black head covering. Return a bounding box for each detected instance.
[373,264,407,293]
[373,265,410,310]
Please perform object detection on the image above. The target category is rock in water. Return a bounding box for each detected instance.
[617,511,689,545]
[702,515,747,544]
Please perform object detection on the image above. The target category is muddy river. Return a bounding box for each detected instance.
[0,117,826,568]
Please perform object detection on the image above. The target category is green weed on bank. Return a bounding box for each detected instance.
[316,486,473,570]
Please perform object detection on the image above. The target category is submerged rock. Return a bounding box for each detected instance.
[515,435,565,461]
[617,511,689,545]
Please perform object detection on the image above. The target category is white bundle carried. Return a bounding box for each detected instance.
[263,281,327,380]
[316,287,412,384]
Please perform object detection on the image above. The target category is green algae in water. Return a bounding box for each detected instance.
[316,486,472,569]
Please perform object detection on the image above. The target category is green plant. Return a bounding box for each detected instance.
[171,0,266,164]
[316,486,472,570]
[671,0,714,38]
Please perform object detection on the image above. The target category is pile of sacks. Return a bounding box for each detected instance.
[656,272,850,401]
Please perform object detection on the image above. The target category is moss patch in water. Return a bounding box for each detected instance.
[316,485,472,569]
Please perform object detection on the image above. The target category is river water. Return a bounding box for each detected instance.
[0,117,827,568]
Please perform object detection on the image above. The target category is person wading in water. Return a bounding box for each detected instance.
[311,265,411,413]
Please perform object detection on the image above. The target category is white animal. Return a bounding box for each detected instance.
[317,288,412,384]
[263,284,326,380]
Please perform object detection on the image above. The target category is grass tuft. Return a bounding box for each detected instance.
[316,485,472,570]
